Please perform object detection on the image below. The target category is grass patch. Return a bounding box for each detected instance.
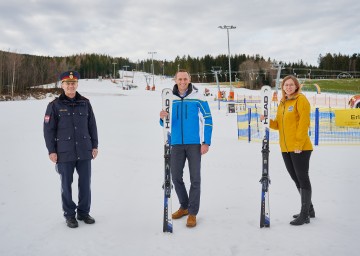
[302,79,360,94]
[209,79,360,94]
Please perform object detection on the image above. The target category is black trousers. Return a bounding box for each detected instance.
[56,160,92,218]
[282,151,312,190]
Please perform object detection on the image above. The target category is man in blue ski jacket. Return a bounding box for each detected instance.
[43,71,98,228]
[160,69,213,228]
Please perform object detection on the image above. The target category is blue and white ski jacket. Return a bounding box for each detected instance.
[161,83,213,146]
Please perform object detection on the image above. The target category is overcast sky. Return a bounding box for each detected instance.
[1,0,359,66]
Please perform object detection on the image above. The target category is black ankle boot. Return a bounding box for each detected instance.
[292,187,315,218]
[293,204,315,218]
[290,189,311,226]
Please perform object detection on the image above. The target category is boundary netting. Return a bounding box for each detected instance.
[237,105,360,146]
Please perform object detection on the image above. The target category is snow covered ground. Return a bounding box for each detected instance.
[0,73,359,256]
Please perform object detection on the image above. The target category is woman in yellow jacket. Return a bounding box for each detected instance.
[269,75,315,226]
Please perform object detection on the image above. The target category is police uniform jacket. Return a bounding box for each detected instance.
[43,92,98,162]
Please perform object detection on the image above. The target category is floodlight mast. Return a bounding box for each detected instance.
[148,51,157,90]
[218,25,236,101]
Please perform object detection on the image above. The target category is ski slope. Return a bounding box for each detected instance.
[0,74,359,256]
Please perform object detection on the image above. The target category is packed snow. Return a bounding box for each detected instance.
[0,73,359,256]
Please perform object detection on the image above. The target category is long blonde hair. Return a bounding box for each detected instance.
[280,75,302,101]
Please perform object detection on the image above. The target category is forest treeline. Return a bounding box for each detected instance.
[1,50,359,96]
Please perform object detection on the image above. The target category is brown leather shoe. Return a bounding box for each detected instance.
[186,215,196,227]
[172,208,189,219]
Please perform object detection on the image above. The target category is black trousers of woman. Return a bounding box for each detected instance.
[281,150,312,190]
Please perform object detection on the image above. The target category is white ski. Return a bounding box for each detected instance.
[260,85,271,228]
[161,88,173,233]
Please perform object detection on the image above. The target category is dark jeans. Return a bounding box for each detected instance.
[171,144,201,215]
[282,151,312,190]
[56,160,92,218]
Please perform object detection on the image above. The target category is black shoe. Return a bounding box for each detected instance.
[77,214,95,224]
[66,217,79,228]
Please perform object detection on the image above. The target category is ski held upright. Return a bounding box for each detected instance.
[162,88,173,233]
[260,85,271,228]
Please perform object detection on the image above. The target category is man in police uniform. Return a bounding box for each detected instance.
[43,71,98,228]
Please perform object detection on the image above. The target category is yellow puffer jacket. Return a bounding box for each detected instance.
[270,93,313,152]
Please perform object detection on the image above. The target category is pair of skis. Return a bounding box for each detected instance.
[260,85,271,228]
[162,88,173,233]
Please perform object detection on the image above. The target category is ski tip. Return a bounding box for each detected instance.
[162,88,172,94]
[261,85,272,91]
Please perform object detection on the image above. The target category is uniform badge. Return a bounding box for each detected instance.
[44,115,50,123]
[288,106,294,112]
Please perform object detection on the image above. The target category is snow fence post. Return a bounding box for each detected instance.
[315,107,319,146]
[248,107,252,143]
